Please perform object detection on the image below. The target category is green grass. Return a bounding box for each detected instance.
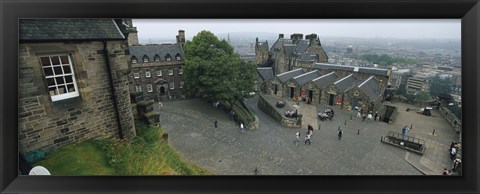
[33,140,115,175]
[33,123,211,175]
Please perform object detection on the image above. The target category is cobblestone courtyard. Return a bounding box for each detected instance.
[159,96,458,175]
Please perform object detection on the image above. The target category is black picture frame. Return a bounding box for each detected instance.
[1,0,479,193]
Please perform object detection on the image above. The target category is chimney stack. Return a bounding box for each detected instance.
[290,33,303,43]
[177,30,185,47]
[308,33,318,46]
[279,34,284,39]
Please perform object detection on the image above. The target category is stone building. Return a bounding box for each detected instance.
[255,33,328,75]
[18,19,137,154]
[407,76,430,95]
[257,63,390,112]
[128,30,185,101]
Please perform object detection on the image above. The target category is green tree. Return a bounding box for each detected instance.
[414,91,432,102]
[429,75,452,97]
[183,30,257,103]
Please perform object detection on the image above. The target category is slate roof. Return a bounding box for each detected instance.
[257,67,274,81]
[19,19,125,41]
[129,44,184,63]
[293,70,322,86]
[334,74,360,93]
[293,40,310,54]
[312,72,339,89]
[358,76,382,102]
[276,68,305,83]
[313,63,389,76]
[256,41,269,50]
[298,52,317,61]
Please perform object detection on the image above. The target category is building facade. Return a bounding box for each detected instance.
[19,19,137,153]
[407,76,430,95]
[258,63,390,112]
[255,33,328,75]
[128,30,186,101]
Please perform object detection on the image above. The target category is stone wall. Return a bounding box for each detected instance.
[438,106,462,133]
[130,61,184,101]
[18,40,136,153]
[257,94,301,128]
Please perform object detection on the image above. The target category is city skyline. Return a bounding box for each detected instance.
[132,19,461,42]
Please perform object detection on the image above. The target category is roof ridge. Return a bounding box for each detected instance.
[312,71,336,82]
[334,74,353,85]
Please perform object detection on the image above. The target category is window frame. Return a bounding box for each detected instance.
[133,72,140,79]
[176,54,181,61]
[180,81,184,89]
[169,82,175,90]
[131,56,138,64]
[168,69,174,76]
[136,85,142,92]
[145,70,151,78]
[157,70,162,77]
[143,55,149,63]
[178,67,183,75]
[39,54,80,102]
[147,84,153,93]
[166,54,171,62]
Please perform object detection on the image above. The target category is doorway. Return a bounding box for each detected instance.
[290,87,295,98]
[328,94,334,106]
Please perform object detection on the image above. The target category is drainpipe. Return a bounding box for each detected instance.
[103,41,124,139]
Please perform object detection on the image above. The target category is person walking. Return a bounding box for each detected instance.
[304,133,312,145]
[374,111,378,121]
[402,125,409,138]
[295,131,300,146]
[338,129,343,140]
[240,123,245,134]
[450,147,457,160]
[214,120,218,128]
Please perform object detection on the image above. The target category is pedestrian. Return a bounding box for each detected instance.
[374,111,378,121]
[450,147,457,160]
[402,125,409,138]
[356,109,361,117]
[307,125,313,135]
[362,114,367,122]
[240,123,245,134]
[158,101,163,109]
[304,133,311,145]
[295,131,300,146]
[338,129,343,140]
[214,120,218,128]
[443,168,450,175]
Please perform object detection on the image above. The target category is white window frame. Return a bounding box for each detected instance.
[134,72,140,79]
[157,70,162,77]
[168,69,174,76]
[39,54,79,102]
[166,55,171,62]
[169,82,175,90]
[176,55,181,61]
[178,68,183,75]
[154,55,160,62]
[147,84,153,93]
[143,56,149,63]
[180,81,184,89]
[136,85,142,92]
[145,70,151,78]
[131,57,138,64]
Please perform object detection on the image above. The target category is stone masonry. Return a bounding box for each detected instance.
[18,40,136,153]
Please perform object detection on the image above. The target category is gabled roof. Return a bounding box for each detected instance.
[256,41,269,50]
[298,52,317,61]
[19,19,125,41]
[334,74,360,93]
[312,72,339,89]
[358,76,382,102]
[257,67,274,82]
[277,68,305,83]
[313,63,389,76]
[293,40,310,54]
[293,70,322,86]
[129,44,184,63]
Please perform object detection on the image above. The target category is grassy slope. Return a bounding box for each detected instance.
[33,124,210,175]
[34,140,114,175]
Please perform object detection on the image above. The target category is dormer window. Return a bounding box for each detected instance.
[143,55,149,63]
[154,54,160,62]
[165,54,171,62]
[131,56,138,64]
[176,54,181,61]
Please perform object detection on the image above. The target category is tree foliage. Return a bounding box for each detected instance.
[429,75,452,97]
[414,91,432,102]
[183,30,257,103]
[353,54,417,67]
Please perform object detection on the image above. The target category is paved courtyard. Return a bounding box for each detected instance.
[158,96,459,175]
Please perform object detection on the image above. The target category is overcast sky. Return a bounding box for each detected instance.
[132,19,460,41]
